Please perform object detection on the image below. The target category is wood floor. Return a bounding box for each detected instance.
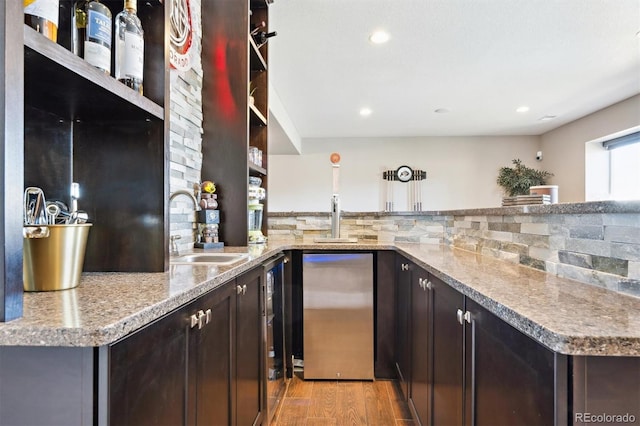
[272,373,415,426]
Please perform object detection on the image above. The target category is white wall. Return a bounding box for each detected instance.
[268,136,540,212]
[540,94,640,202]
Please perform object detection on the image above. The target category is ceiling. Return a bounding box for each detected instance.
[267,0,640,149]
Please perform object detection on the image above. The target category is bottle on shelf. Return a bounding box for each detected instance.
[250,20,266,36]
[253,30,277,48]
[115,0,144,94]
[71,0,87,57]
[72,0,112,75]
[24,0,60,42]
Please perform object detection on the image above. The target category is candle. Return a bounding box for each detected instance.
[332,164,340,195]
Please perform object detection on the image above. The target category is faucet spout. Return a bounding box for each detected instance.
[330,195,340,238]
[169,189,201,211]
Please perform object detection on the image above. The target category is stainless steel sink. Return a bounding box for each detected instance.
[171,253,249,265]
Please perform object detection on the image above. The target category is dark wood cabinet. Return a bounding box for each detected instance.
[409,268,432,426]
[431,276,465,426]
[109,303,190,425]
[188,281,236,425]
[235,266,265,426]
[108,266,264,426]
[465,298,564,426]
[395,255,412,400]
[394,255,568,426]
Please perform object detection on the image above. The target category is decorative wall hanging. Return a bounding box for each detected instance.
[382,166,427,212]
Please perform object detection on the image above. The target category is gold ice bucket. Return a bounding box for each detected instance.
[23,224,92,292]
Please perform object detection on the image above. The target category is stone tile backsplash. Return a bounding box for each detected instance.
[269,204,640,298]
[169,0,203,254]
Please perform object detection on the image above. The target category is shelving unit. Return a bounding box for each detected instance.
[201,0,271,246]
[249,0,270,239]
[0,0,169,319]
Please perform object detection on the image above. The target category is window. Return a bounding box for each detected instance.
[609,139,640,200]
[585,128,640,201]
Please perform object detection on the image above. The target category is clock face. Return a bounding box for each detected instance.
[396,165,413,182]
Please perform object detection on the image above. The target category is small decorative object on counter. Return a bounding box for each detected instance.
[195,180,224,249]
[115,0,144,94]
[24,0,60,42]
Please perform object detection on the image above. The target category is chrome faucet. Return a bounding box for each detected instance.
[169,189,201,256]
[169,189,201,210]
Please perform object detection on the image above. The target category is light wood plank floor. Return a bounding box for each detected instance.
[272,373,414,426]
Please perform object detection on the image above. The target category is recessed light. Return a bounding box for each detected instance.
[516,106,530,113]
[359,108,372,117]
[369,30,390,44]
[434,108,451,114]
[538,115,557,121]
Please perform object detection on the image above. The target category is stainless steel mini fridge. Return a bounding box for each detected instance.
[302,252,374,380]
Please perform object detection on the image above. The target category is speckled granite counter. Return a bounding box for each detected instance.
[269,200,640,217]
[1,241,639,356]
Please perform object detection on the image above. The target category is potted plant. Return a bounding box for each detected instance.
[497,159,554,197]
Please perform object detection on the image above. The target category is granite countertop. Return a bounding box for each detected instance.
[1,240,639,356]
[269,200,640,217]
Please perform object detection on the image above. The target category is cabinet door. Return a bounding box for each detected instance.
[465,298,557,426]
[395,256,412,400]
[189,281,237,425]
[109,304,190,425]
[409,269,432,426]
[235,267,264,426]
[431,277,464,426]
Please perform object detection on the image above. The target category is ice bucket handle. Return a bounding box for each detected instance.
[23,226,50,239]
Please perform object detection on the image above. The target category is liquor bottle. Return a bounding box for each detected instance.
[253,30,277,48]
[81,1,112,74]
[71,0,88,57]
[115,0,144,94]
[24,0,60,42]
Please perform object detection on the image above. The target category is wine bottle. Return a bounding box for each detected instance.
[24,0,59,43]
[253,30,277,48]
[250,20,266,36]
[71,0,88,57]
[115,0,144,94]
[83,0,112,74]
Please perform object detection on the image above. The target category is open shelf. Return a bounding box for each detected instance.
[249,37,267,71]
[249,103,267,126]
[24,25,164,121]
[249,162,267,176]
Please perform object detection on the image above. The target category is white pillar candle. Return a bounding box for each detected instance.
[332,164,340,195]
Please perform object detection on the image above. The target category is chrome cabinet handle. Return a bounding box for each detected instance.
[190,310,206,329]
[190,313,199,328]
[205,309,211,325]
[242,284,247,295]
[197,310,206,329]
[456,309,472,325]
[401,263,409,271]
[237,285,243,295]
